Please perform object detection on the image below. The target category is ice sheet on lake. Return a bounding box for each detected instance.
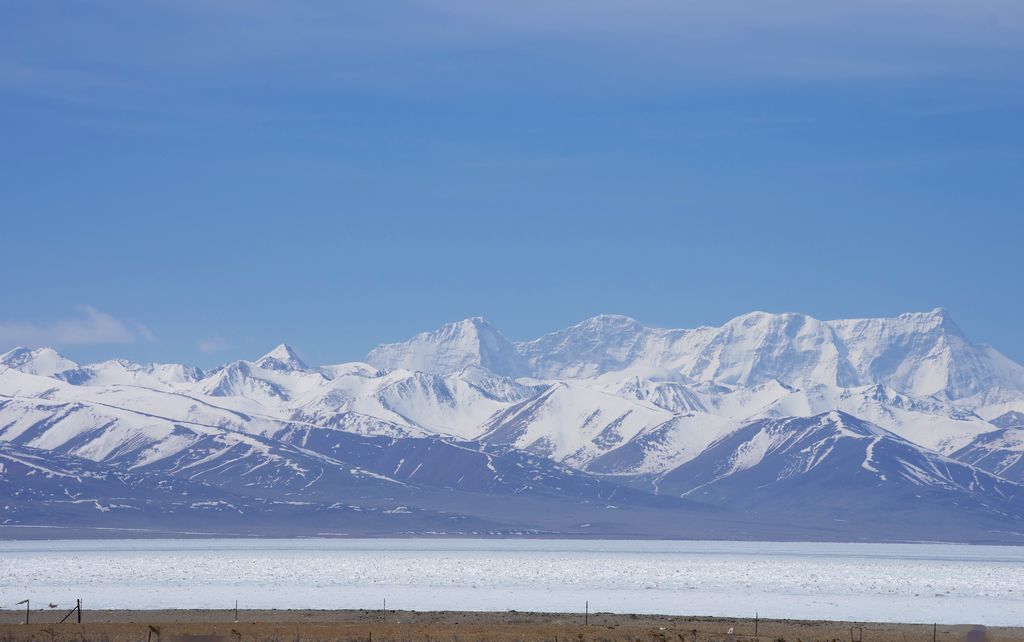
[1,539,1023,626]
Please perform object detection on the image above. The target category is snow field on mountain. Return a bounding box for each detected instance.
[3,308,1024,541]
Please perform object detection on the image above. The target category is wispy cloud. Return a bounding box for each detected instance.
[198,336,230,353]
[0,305,154,349]
[4,0,1022,113]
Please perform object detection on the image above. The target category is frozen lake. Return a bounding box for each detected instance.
[1,539,1023,625]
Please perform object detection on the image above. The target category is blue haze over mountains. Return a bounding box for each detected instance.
[2,309,1024,543]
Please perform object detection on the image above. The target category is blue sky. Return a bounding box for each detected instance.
[2,1,1023,367]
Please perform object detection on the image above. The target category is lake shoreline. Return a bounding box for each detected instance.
[3,527,1022,547]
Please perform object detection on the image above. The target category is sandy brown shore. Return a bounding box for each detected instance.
[0,610,1017,642]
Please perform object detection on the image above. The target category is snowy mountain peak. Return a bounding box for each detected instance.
[517,314,652,379]
[366,317,526,377]
[0,346,78,377]
[991,411,1024,429]
[823,409,850,427]
[52,358,205,389]
[893,307,963,334]
[829,309,1016,398]
[578,313,644,329]
[361,309,1023,400]
[689,310,856,388]
[255,344,308,372]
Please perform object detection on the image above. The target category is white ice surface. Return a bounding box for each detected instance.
[1,539,1023,626]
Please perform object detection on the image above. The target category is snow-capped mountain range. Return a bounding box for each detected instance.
[2,308,1024,542]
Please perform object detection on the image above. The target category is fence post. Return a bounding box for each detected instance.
[78,599,82,624]
[585,601,588,626]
